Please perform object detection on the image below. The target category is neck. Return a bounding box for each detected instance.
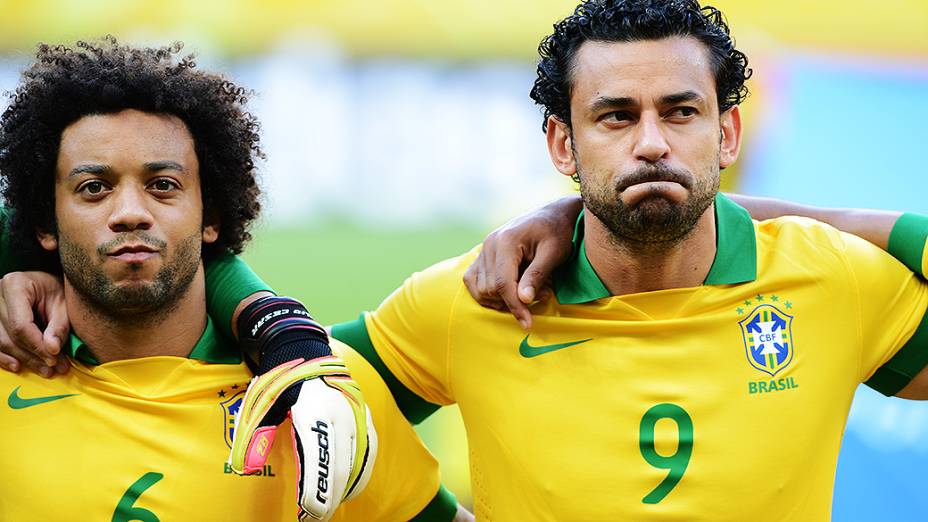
[65,267,208,363]
[584,203,717,296]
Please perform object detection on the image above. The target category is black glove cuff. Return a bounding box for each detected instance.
[236,296,332,374]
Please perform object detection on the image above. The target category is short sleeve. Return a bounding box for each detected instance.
[331,249,477,424]
[330,339,458,522]
[842,231,928,395]
[887,212,928,280]
[203,254,273,340]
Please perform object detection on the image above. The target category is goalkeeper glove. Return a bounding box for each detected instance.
[228,296,376,521]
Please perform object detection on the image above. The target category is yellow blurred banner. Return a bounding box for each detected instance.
[0,0,925,58]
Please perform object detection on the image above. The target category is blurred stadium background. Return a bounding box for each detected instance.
[1,0,927,518]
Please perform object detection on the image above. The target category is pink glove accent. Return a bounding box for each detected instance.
[243,426,278,474]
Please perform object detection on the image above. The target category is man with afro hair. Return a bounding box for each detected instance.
[0,37,467,521]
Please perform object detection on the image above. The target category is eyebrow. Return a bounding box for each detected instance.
[144,160,185,173]
[68,164,110,178]
[660,90,706,106]
[589,96,637,113]
[589,91,707,113]
[67,160,185,178]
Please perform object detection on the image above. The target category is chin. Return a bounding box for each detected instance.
[629,196,680,216]
[108,263,160,281]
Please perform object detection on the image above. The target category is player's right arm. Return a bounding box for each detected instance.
[0,218,270,375]
[0,206,69,375]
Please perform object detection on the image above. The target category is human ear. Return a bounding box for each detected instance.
[546,116,578,178]
[36,229,58,252]
[719,105,743,169]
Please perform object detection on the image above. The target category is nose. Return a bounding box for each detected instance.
[107,185,154,233]
[631,115,670,164]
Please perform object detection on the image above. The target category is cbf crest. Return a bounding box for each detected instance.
[738,303,794,376]
[220,390,246,449]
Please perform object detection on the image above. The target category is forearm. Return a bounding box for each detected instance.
[726,194,902,250]
[203,254,274,340]
[230,291,273,340]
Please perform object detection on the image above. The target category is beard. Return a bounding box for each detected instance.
[579,161,719,246]
[58,231,202,325]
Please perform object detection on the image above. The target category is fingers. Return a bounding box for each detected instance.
[465,233,506,311]
[0,352,19,373]
[0,325,19,372]
[291,380,357,521]
[0,272,61,368]
[40,294,70,357]
[53,357,70,375]
[234,424,279,474]
[493,244,533,330]
[228,374,282,475]
[343,406,376,501]
[536,286,553,303]
[518,240,566,305]
[0,327,53,377]
[474,235,497,306]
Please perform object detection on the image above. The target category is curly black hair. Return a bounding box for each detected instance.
[0,36,262,266]
[531,0,752,131]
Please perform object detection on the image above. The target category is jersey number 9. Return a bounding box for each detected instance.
[639,403,693,504]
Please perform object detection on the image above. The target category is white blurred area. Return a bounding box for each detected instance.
[238,42,564,227]
[847,387,928,454]
[0,38,566,229]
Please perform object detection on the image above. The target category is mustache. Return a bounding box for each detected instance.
[616,164,694,192]
[97,233,167,256]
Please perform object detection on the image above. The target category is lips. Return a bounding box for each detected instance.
[107,244,160,263]
[108,244,158,256]
[617,168,692,192]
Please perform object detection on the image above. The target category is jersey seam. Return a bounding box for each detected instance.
[444,281,467,402]
[841,244,866,384]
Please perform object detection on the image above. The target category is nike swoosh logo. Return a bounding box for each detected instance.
[7,386,78,410]
[519,335,592,358]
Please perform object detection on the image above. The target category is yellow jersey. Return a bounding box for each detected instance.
[331,194,928,521]
[0,318,455,521]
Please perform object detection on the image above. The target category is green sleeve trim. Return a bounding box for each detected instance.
[887,213,928,277]
[865,309,928,396]
[409,484,458,522]
[204,254,273,340]
[331,315,440,425]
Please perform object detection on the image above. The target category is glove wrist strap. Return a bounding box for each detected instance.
[236,296,332,372]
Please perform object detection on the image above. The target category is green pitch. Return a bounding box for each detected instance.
[243,221,485,325]
[243,221,483,504]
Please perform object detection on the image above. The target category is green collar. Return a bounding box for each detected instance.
[68,316,241,365]
[553,193,757,304]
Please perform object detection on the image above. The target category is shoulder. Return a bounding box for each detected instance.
[756,215,915,287]
[756,216,850,254]
[381,246,480,310]
[755,215,886,266]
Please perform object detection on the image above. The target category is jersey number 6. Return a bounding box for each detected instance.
[639,403,693,504]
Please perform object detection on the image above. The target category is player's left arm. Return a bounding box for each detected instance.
[729,196,928,398]
[822,213,928,400]
[868,212,928,400]
[726,194,902,250]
